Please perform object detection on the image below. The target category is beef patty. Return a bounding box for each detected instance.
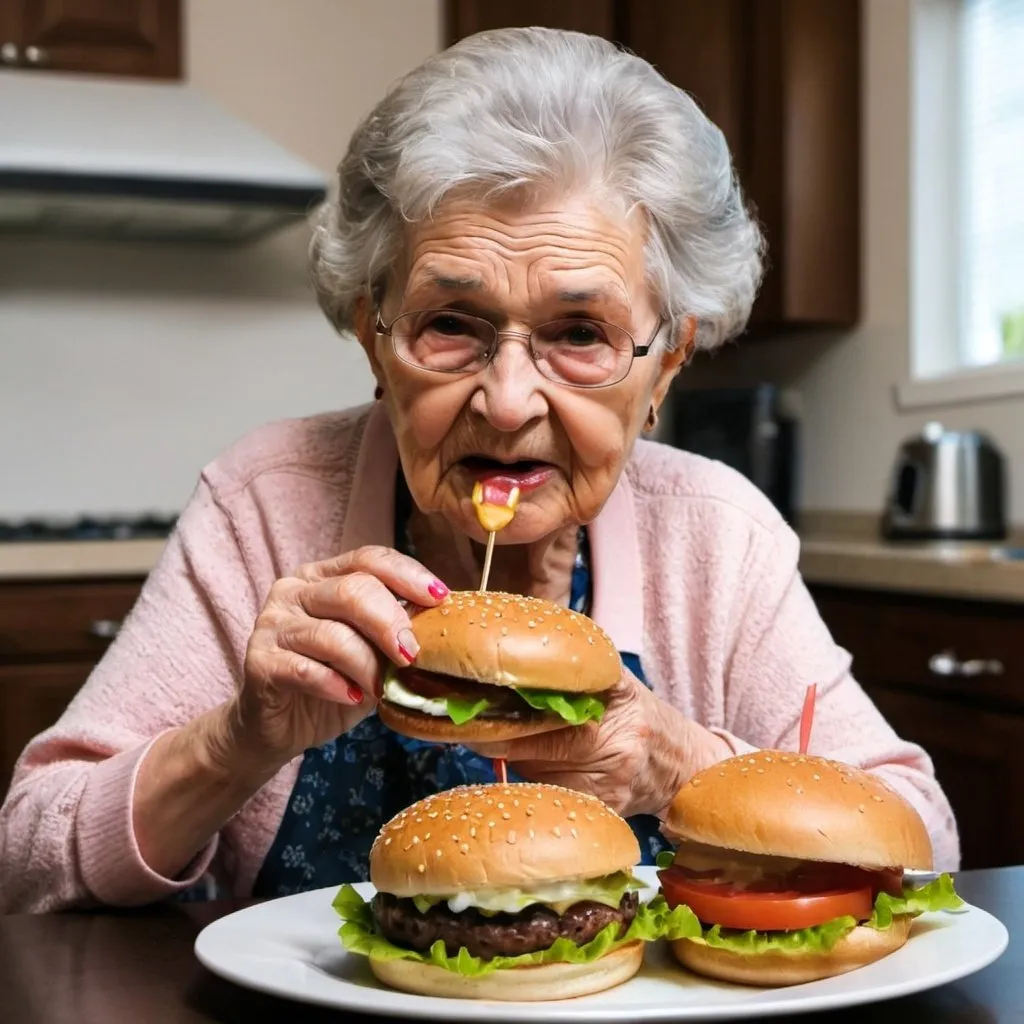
[372,891,639,959]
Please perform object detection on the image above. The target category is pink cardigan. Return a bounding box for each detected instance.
[0,404,959,912]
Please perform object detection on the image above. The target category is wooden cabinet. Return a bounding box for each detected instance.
[444,0,861,330]
[447,0,614,38]
[811,585,1024,870]
[0,578,143,797]
[0,1,181,79]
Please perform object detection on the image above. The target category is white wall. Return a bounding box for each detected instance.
[683,0,1024,523]
[0,0,441,517]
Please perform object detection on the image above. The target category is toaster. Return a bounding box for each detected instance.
[882,422,1007,541]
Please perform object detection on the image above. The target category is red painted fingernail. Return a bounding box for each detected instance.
[347,684,364,705]
[398,643,416,663]
[427,579,449,600]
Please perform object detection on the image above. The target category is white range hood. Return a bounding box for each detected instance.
[0,72,328,244]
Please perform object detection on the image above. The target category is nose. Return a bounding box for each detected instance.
[468,335,549,432]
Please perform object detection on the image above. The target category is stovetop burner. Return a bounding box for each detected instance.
[0,514,178,543]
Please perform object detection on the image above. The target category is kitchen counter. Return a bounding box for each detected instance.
[0,539,165,580]
[0,515,1022,604]
[799,512,1024,604]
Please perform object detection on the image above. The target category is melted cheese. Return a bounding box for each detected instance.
[383,674,448,717]
[414,873,645,916]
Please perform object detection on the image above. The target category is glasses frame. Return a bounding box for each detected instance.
[375,308,663,389]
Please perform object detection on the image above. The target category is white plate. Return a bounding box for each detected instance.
[194,867,1008,1021]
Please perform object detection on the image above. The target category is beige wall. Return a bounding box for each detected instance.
[684,0,1023,523]
[0,0,441,517]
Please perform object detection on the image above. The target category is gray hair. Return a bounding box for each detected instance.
[310,27,764,351]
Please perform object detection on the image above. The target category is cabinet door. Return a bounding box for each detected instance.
[624,1,746,169]
[446,1,615,45]
[865,685,1024,871]
[9,0,181,79]
[0,662,91,797]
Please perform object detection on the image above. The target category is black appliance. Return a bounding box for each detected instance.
[667,384,798,526]
[0,515,178,543]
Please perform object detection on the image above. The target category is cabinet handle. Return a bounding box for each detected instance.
[88,619,123,640]
[928,650,1004,678]
[0,43,19,65]
[24,45,48,65]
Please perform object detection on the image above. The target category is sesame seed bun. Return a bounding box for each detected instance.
[369,939,643,1000]
[664,751,934,871]
[669,915,913,987]
[411,592,620,694]
[369,783,641,896]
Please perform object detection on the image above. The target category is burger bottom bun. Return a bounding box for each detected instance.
[378,701,569,744]
[368,942,643,1001]
[669,916,914,987]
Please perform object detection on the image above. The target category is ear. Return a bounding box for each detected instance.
[649,316,696,414]
[354,295,386,388]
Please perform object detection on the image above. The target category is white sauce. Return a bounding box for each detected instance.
[439,877,640,915]
[383,674,449,717]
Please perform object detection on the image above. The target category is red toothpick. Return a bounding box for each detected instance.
[799,684,818,754]
[493,758,508,784]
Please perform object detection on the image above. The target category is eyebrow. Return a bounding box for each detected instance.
[557,288,608,303]
[427,272,483,291]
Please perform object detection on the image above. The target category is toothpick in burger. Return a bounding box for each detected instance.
[379,593,619,743]
[656,751,963,986]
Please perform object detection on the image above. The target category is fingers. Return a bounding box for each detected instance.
[249,649,366,706]
[295,545,449,607]
[275,617,382,698]
[296,571,422,667]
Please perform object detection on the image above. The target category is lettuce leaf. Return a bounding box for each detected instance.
[333,887,699,977]
[513,688,606,725]
[380,666,605,726]
[868,872,963,928]
[682,874,963,957]
[445,696,491,725]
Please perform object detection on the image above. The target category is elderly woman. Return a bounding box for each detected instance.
[0,28,957,912]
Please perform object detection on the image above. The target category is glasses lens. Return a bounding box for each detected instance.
[531,319,634,386]
[390,310,493,372]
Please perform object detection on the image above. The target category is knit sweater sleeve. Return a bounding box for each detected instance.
[716,521,961,872]
[0,478,260,912]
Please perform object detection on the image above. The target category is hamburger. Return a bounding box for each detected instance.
[333,783,689,1000]
[379,592,620,743]
[657,751,963,986]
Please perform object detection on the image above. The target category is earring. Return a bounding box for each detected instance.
[374,385,384,401]
[645,406,658,432]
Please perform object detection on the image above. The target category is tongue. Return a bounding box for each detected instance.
[480,477,520,505]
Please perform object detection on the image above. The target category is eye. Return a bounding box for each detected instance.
[542,320,610,346]
[426,312,475,336]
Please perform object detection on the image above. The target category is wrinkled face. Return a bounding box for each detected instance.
[357,192,689,544]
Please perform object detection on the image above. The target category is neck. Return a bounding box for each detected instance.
[406,509,579,605]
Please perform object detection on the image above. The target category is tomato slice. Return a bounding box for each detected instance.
[658,867,875,932]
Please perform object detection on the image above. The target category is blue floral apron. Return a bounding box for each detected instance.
[251,479,668,898]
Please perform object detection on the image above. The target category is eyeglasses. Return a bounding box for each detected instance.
[375,308,661,388]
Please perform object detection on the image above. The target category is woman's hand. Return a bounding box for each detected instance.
[470,669,732,819]
[232,546,448,768]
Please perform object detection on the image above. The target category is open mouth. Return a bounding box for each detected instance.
[457,455,558,500]
[460,455,549,474]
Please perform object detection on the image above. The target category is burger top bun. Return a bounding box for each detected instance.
[370,783,641,896]
[664,750,934,872]
[410,592,620,694]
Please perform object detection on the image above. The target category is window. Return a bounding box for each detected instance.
[960,0,1024,368]
[904,0,1024,405]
